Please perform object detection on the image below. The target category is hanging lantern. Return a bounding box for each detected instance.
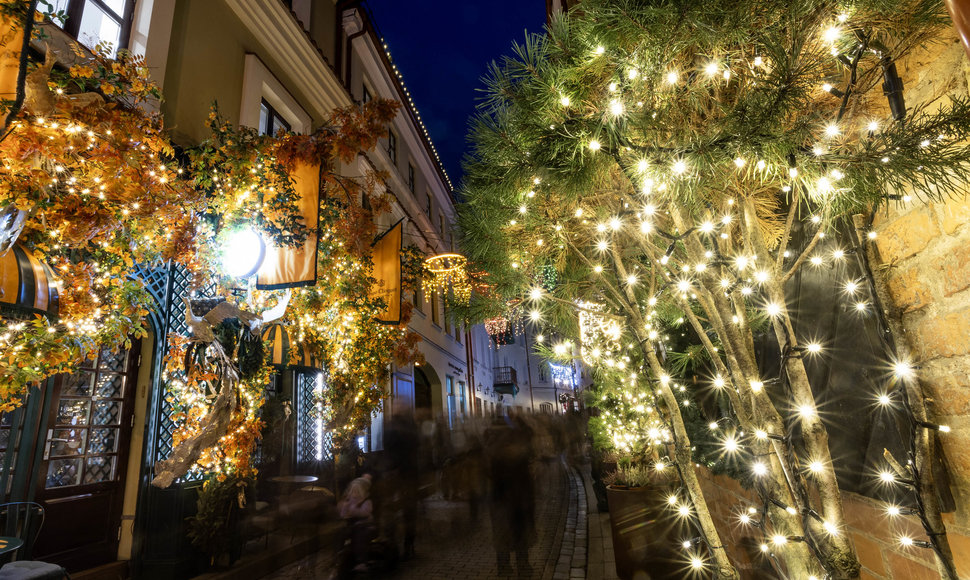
[261,323,321,370]
[422,253,472,304]
[484,316,510,338]
[0,244,59,319]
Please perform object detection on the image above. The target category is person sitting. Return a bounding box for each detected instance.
[339,473,376,572]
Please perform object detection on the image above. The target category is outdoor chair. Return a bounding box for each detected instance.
[0,503,69,580]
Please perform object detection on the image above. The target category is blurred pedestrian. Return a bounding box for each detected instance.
[385,412,421,559]
[484,413,535,577]
[339,473,376,572]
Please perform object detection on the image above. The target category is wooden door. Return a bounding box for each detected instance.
[32,342,140,571]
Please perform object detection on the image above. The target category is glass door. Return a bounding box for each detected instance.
[33,342,140,571]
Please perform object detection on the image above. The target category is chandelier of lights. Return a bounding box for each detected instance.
[484,316,510,337]
[422,253,472,304]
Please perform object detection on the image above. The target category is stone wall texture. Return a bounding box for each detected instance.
[697,32,970,580]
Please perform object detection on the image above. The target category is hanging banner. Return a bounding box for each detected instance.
[256,161,320,289]
[370,219,403,324]
[0,12,24,100]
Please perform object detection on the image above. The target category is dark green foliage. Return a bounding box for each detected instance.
[187,474,254,562]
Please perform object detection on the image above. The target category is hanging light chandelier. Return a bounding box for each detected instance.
[422,252,472,304]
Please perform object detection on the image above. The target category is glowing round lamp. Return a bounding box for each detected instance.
[221,227,266,278]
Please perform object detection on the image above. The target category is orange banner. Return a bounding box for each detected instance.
[256,161,320,289]
[0,14,24,100]
[370,220,403,324]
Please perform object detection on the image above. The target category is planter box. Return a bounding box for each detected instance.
[606,484,685,580]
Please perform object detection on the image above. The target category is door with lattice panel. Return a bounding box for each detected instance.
[32,340,140,572]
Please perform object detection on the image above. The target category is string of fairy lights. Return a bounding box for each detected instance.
[500,7,959,578]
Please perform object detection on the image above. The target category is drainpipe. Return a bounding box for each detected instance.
[523,326,535,412]
[337,5,368,91]
[465,327,476,416]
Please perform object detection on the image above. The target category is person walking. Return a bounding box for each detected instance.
[484,413,536,577]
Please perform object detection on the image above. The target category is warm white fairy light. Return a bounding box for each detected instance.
[880,471,896,483]
[610,100,624,116]
[666,71,679,84]
[893,361,914,379]
[589,140,601,151]
[672,159,688,175]
[765,303,782,317]
[809,460,824,473]
[753,461,768,476]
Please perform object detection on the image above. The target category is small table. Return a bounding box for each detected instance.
[0,536,23,556]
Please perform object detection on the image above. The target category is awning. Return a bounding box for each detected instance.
[261,323,321,371]
[0,244,59,319]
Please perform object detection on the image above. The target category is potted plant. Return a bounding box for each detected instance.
[187,474,255,568]
[605,459,686,580]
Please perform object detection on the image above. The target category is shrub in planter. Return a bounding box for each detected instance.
[187,474,255,568]
[604,464,685,580]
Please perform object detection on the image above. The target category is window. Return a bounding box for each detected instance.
[259,99,291,136]
[297,372,331,462]
[431,290,440,326]
[446,376,456,428]
[408,163,415,193]
[426,192,432,216]
[52,0,133,57]
[439,213,445,238]
[455,321,461,343]
[458,381,467,417]
[387,130,397,163]
[362,84,372,104]
[538,363,548,382]
[413,285,423,312]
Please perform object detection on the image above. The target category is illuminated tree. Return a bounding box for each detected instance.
[460,1,969,577]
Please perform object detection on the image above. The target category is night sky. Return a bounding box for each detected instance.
[363,0,546,187]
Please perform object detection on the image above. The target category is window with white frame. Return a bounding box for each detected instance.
[51,0,134,57]
[240,54,311,136]
[387,130,397,163]
[259,99,291,136]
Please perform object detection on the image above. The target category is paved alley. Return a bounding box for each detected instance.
[262,459,594,580]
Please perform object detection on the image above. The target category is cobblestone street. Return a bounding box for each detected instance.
[263,459,593,580]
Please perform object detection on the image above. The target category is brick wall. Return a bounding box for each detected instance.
[695,32,970,580]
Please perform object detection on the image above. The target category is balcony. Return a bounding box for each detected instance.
[493,366,519,396]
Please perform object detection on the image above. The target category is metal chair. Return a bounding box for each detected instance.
[0,503,69,580]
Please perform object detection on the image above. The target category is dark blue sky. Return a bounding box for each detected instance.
[364,1,546,187]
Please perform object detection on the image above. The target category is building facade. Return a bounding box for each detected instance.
[0,1,487,578]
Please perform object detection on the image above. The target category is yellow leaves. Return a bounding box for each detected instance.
[69,64,94,78]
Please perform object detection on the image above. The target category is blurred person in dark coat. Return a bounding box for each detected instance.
[484,412,535,577]
[385,412,421,560]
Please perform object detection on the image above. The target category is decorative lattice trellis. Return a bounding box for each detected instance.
[134,262,214,482]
